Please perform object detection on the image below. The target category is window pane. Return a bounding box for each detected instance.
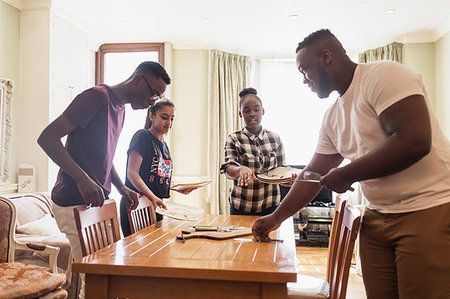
[104,52,158,84]
[103,51,159,200]
[258,60,336,165]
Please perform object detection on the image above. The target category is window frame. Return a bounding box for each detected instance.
[95,43,165,84]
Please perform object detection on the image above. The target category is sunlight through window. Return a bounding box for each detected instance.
[256,60,337,165]
[103,51,159,200]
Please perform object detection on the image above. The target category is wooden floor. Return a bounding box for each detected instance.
[296,246,366,298]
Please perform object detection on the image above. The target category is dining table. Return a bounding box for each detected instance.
[72,214,297,299]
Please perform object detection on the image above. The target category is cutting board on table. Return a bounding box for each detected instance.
[176,226,252,240]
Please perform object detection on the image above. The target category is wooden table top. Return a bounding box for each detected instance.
[72,215,297,284]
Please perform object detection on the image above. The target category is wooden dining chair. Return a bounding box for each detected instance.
[73,199,121,257]
[0,196,68,299]
[127,195,157,234]
[326,196,348,282]
[288,203,361,299]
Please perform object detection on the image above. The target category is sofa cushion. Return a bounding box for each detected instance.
[12,193,53,227]
[17,214,65,237]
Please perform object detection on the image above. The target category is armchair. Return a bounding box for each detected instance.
[0,196,67,298]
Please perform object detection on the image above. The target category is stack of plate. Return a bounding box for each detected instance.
[255,166,301,184]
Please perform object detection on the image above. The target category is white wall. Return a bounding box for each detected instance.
[402,35,450,138]
[17,5,95,192]
[18,8,51,192]
[402,43,436,110]
[48,14,95,190]
[169,49,211,211]
[435,31,450,137]
[0,1,20,189]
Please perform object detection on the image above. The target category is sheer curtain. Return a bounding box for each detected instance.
[208,50,252,215]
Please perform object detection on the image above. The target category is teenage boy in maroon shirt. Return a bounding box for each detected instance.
[38,61,170,298]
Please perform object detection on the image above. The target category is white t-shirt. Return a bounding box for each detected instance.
[316,61,450,213]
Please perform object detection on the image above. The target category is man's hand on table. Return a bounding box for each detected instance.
[252,214,281,241]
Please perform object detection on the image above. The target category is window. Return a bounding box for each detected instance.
[96,43,164,200]
[255,59,337,165]
[255,58,363,205]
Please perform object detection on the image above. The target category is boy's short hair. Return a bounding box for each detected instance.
[136,61,171,84]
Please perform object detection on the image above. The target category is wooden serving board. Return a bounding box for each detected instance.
[176,226,252,240]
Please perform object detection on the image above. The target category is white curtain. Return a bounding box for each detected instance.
[208,50,252,215]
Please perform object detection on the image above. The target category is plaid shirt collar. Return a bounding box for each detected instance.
[241,127,266,142]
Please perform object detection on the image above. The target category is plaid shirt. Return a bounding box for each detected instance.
[220,127,286,213]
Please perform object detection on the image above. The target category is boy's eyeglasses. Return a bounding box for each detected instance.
[142,75,161,101]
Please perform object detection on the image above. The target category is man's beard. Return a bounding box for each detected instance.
[316,66,332,99]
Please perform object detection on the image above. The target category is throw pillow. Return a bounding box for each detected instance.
[17,214,65,237]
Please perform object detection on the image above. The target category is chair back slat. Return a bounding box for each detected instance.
[73,199,121,257]
[127,196,157,234]
[98,221,108,247]
[329,204,361,299]
[326,195,348,282]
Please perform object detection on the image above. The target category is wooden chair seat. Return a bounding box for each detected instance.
[289,197,361,299]
[288,274,329,298]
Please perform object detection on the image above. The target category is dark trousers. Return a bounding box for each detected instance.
[229,204,278,216]
[120,197,163,237]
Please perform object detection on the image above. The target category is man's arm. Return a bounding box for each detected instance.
[271,153,344,222]
[37,114,105,207]
[321,95,431,193]
[110,163,140,208]
[252,152,344,239]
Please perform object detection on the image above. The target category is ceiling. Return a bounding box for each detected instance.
[14,0,450,58]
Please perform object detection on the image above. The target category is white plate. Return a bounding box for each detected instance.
[256,166,301,182]
[170,181,211,192]
[155,201,204,221]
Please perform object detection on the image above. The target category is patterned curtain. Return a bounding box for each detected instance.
[208,50,252,215]
[358,42,403,63]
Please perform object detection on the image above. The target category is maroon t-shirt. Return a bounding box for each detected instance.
[51,84,125,206]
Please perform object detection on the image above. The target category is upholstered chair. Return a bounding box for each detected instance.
[0,196,68,299]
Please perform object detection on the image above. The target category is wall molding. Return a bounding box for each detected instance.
[0,183,18,194]
[2,0,52,11]
[0,78,13,186]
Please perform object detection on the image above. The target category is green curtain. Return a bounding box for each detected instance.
[208,50,252,215]
[358,42,403,63]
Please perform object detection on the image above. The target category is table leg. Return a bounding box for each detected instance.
[85,274,108,298]
[261,283,287,299]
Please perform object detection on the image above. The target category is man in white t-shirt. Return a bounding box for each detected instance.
[252,29,450,299]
